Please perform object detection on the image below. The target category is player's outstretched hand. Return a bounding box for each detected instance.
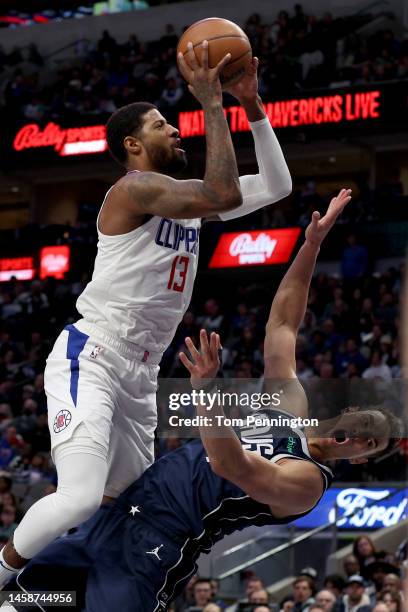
[178,40,231,107]
[223,56,259,102]
[179,329,221,389]
[305,188,352,248]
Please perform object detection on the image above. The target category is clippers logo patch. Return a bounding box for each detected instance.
[54,409,72,433]
[90,345,103,359]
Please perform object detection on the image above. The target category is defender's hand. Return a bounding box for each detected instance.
[305,188,352,247]
[223,57,259,102]
[179,329,221,389]
[178,40,231,107]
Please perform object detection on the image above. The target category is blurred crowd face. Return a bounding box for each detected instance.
[193,580,212,607]
[380,590,399,612]
[383,574,401,591]
[249,589,269,604]
[293,579,313,603]
[355,535,375,559]
[246,578,264,598]
[202,605,222,612]
[281,600,294,612]
[1,506,16,527]
[346,582,365,605]
[343,554,360,576]
[315,589,336,611]
[373,604,389,612]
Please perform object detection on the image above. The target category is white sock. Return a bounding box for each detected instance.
[0,548,18,589]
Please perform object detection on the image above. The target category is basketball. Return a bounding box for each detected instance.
[177,17,252,88]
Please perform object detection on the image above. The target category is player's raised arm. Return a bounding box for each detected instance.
[114,41,242,220]
[179,330,323,515]
[264,189,352,386]
[214,58,292,221]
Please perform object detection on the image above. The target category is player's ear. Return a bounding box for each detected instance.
[124,135,142,156]
[349,457,368,465]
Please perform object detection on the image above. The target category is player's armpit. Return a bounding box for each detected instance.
[234,453,323,515]
[118,172,241,220]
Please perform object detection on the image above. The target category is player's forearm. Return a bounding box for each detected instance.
[269,240,320,331]
[202,103,242,208]
[197,400,248,479]
[219,110,291,221]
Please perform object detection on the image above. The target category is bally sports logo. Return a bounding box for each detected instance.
[40,246,70,279]
[13,122,107,156]
[209,228,301,268]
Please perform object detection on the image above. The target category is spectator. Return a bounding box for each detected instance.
[362,351,392,381]
[293,577,315,612]
[246,578,265,601]
[341,235,368,281]
[383,574,402,594]
[353,535,380,570]
[203,605,222,612]
[189,578,213,610]
[197,299,224,333]
[343,555,361,578]
[249,589,269,605]
[335,575,371,612]
[280,595,295,612]
[315,590,336,611]
[0,505,18,539]
[324,576,346,600]
[372,605,389,612]
[377,588,402,612]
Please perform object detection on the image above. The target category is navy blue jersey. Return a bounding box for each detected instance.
[114,409,333,608]
[10,410,333,612]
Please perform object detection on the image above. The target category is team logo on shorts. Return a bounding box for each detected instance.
[54,409,72,433]
[90,345,103,359]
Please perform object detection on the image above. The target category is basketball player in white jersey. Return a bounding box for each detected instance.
[0,42,292,582]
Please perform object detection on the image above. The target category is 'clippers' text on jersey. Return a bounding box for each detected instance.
[76,206,201,354]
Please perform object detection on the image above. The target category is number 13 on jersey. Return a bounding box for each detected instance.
[167,255,190,292]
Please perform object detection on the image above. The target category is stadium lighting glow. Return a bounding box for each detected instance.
[0,257,35,282]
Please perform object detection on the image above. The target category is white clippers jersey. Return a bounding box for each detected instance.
[76,185,201,355]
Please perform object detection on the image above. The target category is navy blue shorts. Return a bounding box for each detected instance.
[8,505,185,612]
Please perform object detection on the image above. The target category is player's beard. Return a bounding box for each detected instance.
[146,142,187,174]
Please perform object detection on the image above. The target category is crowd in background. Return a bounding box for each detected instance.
[0,0,189,29]
[0,221,406,530]
[0,5,407,124]
[166,533,406,610]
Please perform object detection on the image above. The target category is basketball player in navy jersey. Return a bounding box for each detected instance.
[2,189,401,612]
[0,43,293,583]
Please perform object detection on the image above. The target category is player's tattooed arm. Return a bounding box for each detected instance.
[119,166,242,220]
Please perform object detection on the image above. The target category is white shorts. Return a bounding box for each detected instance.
[44,318,161,497]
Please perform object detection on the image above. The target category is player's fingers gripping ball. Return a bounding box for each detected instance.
[177,17,253,88]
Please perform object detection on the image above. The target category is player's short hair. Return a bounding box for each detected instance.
[106,102,156,165]
[344,405,403,458]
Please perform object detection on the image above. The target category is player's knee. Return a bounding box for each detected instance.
[57,482,104,526]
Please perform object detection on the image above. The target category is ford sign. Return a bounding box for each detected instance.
[294,487,408,530]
